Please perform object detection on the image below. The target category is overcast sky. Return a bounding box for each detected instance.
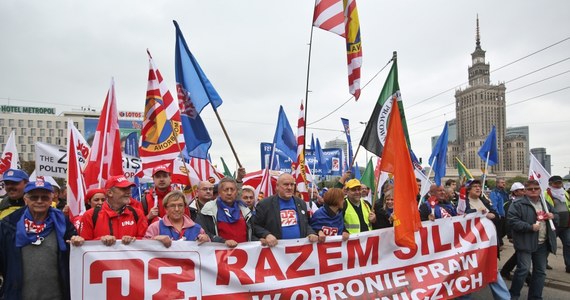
[2,0,570,177]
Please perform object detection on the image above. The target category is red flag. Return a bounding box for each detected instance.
[67,120,86,218]
[139,50,186,175]
[83,79,124,189]
[379,97,421,250]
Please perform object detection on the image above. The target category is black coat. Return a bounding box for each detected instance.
[253,195,315,239]
[508,196,558,254]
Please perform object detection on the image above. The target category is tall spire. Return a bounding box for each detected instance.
[476,14,481,49]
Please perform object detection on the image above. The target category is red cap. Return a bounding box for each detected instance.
[105,175,136,190]
[152,164,170,176]
[85,188,106,203]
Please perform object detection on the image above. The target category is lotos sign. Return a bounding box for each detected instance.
[71,214,497,299]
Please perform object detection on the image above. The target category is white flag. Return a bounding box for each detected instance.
[529,152,550,191]
[0,131,21,196]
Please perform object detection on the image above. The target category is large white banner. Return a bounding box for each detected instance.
[35,142,141,180]
[70,213,498,299]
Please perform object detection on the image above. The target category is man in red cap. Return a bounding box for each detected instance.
[142,164,190,223]
[80,175,148,246]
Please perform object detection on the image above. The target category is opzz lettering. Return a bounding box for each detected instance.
[89,258,199,300]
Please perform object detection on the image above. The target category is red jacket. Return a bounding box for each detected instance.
[80,202,148,240]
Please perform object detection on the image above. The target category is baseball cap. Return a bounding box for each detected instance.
[152,164,170,176]
[345,179,362,189]
[2,168,29,182]
[105,175,136,189]
[510,182,524,192]
[548,175,563,183]
[24,178,54,193]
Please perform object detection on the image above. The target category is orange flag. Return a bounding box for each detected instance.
[379,97,422,250]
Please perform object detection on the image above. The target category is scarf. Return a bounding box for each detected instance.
[549,187,568,204]
[216,198,242,224]
[16,207,67,250]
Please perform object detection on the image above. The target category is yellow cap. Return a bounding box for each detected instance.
[345,179,362,189]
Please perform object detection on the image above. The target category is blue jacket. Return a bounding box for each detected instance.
[0,207,77,300]
[490,188,509,217]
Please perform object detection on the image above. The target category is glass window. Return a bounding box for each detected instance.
[18,119,24,127]
[28,136,33,144]
[37,120,43,127]
[1,127,6,135]
[56,121,61,129]
[20,145,26,152]
[46,137,52,144]
[18,136,23,144]
[49,129,54,136]
[0,119,4,126]
[28,120,33,127]
[37,137,42,142]
[40,128,45,136]
[47,121,53,128]
[8,119,14,126]
[21,128,26,135]
[28,153,33,161]
[31,128,36,136]
[74,122,79,128]
[0,136,3,143]
[58,129,64,137]
[31,144,35,152]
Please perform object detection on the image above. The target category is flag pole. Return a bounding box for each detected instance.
[168,119,195,191]
[97,79,113,189]
[481,151,490,191]
[418,156,437,209]
[303,0,317,162]
[350,145,362,169]
[211,109,242,168]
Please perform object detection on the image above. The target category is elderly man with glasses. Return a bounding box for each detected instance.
[507,180,558,299]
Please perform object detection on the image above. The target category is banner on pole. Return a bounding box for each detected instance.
[35,142,141,180]
[71,213,497,299]
[261,143,344,176]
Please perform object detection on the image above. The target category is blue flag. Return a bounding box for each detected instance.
[271,106,297,169]
[174,21,216,159]
[341,118,355,174]
[428,122,449,186]
[478,125,498,166]
[354,162,361,179]
[311,134,315,151]
[315,138,328,175]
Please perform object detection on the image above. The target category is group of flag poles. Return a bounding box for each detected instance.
[2,0,560,251]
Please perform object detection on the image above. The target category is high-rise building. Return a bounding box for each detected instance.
[531,147,551,174]
[454,17,506,173]
[444,17,528,179]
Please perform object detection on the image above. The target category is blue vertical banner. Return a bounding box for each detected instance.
[123,132,141,201]
[341,118,355,174]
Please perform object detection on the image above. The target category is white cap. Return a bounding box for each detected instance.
[510,182,524,192]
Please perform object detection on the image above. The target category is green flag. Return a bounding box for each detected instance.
[455,157,474,184]
[220,157,234,179]
[359,53,411,156]
[359,158,376,204]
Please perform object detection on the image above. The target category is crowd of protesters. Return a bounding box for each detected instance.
[0,165,569,299]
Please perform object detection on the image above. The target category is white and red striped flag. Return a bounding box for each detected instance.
[139,50,186,176]
[256,168,274,202]
[313,0,362,100]
[189,158,223,183]
[83,79,124,189]
[67,120,87,218]
[292,101,317,213]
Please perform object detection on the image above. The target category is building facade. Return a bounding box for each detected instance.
[0,104,142,163]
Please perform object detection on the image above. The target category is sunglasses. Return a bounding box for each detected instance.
[525,187,540,191]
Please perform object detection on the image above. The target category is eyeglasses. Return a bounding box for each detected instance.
[200,187,214,191]
[242,196,255,200]
[26,195,52,202]
[525,187,540,191]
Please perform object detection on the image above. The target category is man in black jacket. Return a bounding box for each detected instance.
[254,173,318,247]
[507,179,558,300]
